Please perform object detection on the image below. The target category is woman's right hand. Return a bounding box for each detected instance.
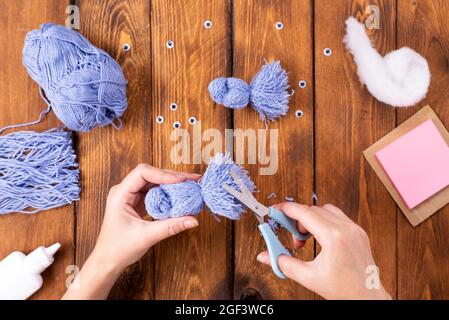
[256,203,391,300]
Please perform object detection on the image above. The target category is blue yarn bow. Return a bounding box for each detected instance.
[208,61,290,121]
[145,153,255,220]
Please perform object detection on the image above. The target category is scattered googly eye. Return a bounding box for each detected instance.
[204,20,213,29]
[170,103,178,111]
[122,43,131,52]
[173,121,181,129]
[275,21,284,30]
[299,80,307,89]
[188,116,197,125]
[295,110,304,118]
[156,115,164,124]
[166,40,174,49]
[323,48,332,56]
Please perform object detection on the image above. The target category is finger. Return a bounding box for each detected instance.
[256,251,316,288]
[120,164,187,195]
[163,169,202,181]
[273,202,330,243]
[322,204,352,222]
[146,216,199,244]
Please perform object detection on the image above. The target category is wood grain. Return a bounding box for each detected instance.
[397,0,449,299]
[151,0,232,299]
[233,0,315,299]
[314,0,397,298]
[0,0,73,299]
[75,0,153,299]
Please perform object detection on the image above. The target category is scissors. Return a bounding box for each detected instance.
[223,170,311,279]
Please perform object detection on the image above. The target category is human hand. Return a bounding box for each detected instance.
[91,164,201,274]
[256,203,391,300]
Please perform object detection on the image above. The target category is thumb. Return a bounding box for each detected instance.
[146,216,199,244]
[257,251,315,287]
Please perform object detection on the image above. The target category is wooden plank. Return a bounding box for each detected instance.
[315,0,397,298]
[75,0,153,299]
[151,0,232,299]
[397,0,449,299]
[0,0,72,299]
[233,0,315,299]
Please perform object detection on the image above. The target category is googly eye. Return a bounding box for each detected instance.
[156,115,164,124]
[323,48,332,56]
[295,110,304,118]
[204,20,213,29]
[166,40,174,49]
[188,116,197,125]
[275,21,284,30]
[122,43,131,52]
[170,103,178,111]
[173,121,181,129]
[298,80,307,89]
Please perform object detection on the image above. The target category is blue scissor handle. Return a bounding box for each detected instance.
[268,207,311,241]
[258,223,291,279]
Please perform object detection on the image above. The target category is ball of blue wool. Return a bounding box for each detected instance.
[145,181,204,219]
[208,77,250,110]
[22,23,128,132]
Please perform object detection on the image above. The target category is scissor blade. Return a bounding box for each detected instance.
[222,182,268,221]
[222,183,245,202]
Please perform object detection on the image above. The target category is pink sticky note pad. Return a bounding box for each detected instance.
[375,119,449,209]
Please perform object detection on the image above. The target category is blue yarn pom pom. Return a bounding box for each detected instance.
[22,23,128,132]
[208,77,250,110]
[208,61,290,121]
[145,181,204,219]
[145,153,255,220]
[200,153,254,219]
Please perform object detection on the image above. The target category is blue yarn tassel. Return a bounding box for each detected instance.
[22,23,128,132]
[0,129,80,214]
[208,61,290,121]
[145,153,255,220]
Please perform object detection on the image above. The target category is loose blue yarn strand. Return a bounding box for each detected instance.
[0,129,80,214]
[145,153,255,220]
[208,61,290,122]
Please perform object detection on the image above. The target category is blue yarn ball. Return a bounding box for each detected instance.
[208,61,290,121]
[22,23,128,132]
[145,181,204,219]
[208,77,250,110]
[145,153,255,220]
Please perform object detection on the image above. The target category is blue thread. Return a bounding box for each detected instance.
[22,23,128,132]
[0,129,80,214]
[144,153,255,220]
[208,61,290,122]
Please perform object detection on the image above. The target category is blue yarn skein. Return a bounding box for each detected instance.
[22,23,128,132]
[0,129,80,214]
[145,153,255,220]
[208,61,290,122]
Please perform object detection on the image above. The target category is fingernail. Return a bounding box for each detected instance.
[184,220,199,229]
[192,173,202,177]
[256,253,265,263]
[175,174,186,178]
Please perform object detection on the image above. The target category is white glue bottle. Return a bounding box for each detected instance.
[0,243,61,300]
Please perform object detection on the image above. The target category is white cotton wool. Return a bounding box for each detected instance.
[344,17,430,107]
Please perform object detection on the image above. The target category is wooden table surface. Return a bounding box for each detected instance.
[0,0,448,300]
